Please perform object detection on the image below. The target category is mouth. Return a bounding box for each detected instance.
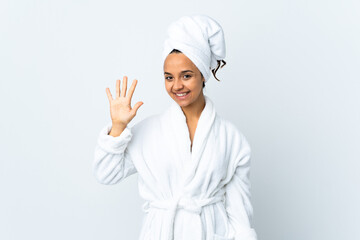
[174,91,190,100]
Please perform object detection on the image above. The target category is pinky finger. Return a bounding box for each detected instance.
[106,88,113,102]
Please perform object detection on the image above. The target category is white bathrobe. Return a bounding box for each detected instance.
[93,95,257,240]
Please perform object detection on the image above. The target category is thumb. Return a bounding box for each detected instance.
[132,101,144,114]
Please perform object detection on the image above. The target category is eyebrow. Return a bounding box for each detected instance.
[164,70,194,75]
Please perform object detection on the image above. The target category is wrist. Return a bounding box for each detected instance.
[108,122,127,137]
[111,121,127,128]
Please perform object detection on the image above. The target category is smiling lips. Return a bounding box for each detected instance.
[176,92,188,96]
[174,91,190,99]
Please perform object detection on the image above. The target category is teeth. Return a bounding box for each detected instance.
[176,92,188,96]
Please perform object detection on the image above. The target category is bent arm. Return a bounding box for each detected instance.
[93,122,137,185]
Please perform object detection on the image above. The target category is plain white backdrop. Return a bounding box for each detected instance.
[0,0,359,239]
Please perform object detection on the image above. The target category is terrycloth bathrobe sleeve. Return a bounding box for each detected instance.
[93,122,137,185]
[224,127,258,240]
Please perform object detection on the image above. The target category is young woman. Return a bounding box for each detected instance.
[93,15,257,240]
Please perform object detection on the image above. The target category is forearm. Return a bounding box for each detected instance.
[93,122,136,185]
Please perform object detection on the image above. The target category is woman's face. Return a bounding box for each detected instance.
[164,52,205,108]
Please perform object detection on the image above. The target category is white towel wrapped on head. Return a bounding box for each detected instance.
[162,14,226,82]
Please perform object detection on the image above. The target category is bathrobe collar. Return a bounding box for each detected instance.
[169,94,217,186]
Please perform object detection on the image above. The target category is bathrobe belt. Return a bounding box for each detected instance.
[142,195,225,240]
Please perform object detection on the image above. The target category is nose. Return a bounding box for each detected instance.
[173,78,183,91]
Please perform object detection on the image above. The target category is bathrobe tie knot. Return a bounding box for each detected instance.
[142,195,224,240]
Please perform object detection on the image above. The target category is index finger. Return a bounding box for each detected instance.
[126,79,138,101]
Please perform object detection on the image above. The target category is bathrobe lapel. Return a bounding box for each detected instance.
[169,95,216,187]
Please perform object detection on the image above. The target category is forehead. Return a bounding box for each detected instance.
[164,53,197,71]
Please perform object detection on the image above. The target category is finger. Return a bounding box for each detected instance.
[116,79,120,98]
[106,88,113,102]
[121,76,128,98]
[131,101,144,115]
[127,79,138,101]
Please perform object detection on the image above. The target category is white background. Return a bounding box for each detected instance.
[0,0,359,239]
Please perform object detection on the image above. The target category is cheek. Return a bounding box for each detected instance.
[189,80,202,91]
[165,82,171,93]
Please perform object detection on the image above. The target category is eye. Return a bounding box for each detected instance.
[184,74,192,79]
[165,76,173,80]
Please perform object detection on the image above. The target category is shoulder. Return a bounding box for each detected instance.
[216,115,251,153]
[216,115,248,141]
[216,117,252,174]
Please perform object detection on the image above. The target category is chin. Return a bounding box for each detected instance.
[176,101,192,108]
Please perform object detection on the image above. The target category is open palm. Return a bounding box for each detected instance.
[106,76,143,126]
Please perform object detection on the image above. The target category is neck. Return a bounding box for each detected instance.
[180,93,206,121]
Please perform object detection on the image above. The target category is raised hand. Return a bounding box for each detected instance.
[106,76,144,129]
